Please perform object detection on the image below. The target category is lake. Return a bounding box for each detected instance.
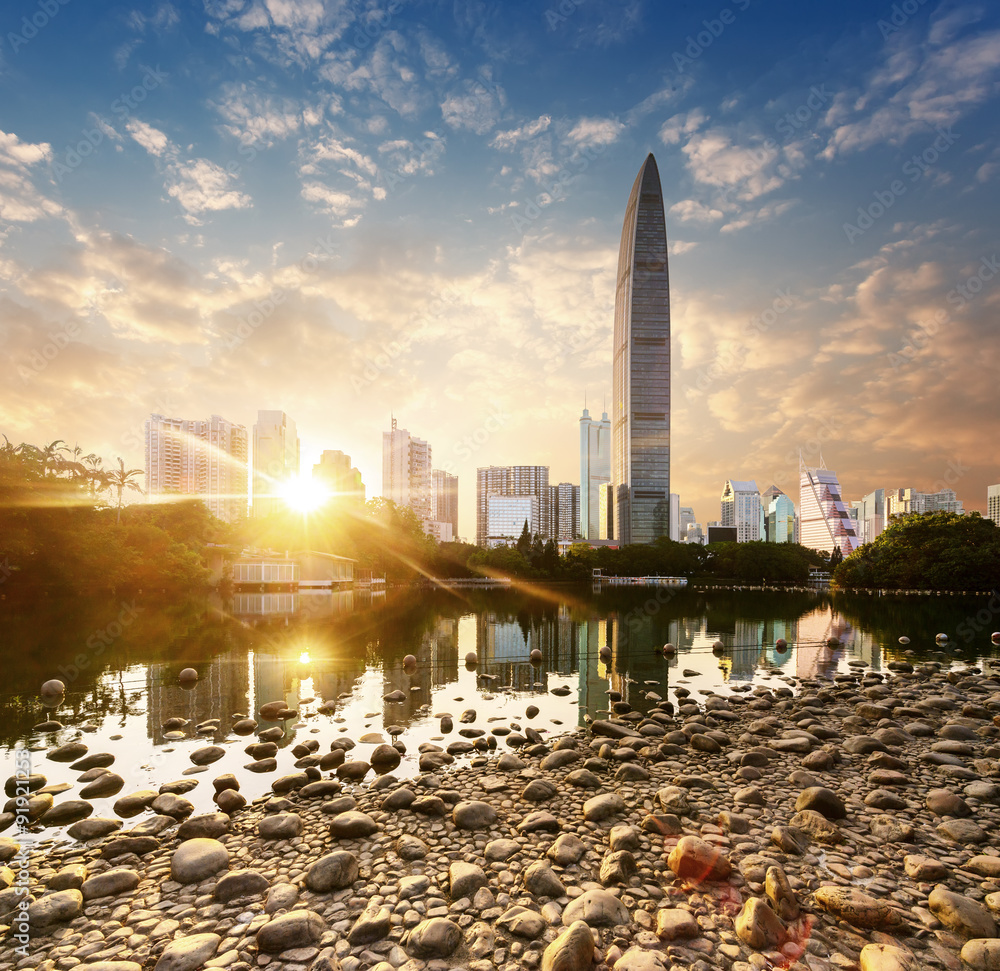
[2,585,998,837]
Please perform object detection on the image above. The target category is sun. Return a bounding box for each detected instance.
[279,476,330,513]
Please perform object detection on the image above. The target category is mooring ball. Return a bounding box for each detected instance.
[530,649,543,663]
[992,632,1000,644]
[775,639,788,653]
[827,638,840,648]
[712,640,725,655]
[663,643,676,657]
[599,646,612,660]
[41,679,65,696]
[403,655,417,668]
[179,668,198,682]
[465,652,478,666]
[898,636,910,645]
[935,633,949,643]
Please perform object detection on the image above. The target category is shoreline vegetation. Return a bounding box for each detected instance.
[2,438,998,600]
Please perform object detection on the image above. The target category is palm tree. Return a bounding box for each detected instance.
[35,440,70,478]
[83,453,107,499]
[106,457,144,524]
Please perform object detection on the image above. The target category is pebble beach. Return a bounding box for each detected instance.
[6,655,1000,971]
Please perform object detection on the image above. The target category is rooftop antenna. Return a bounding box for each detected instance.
[391,413,397,432]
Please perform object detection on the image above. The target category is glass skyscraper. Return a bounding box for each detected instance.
[579,406,611,540]
[612,154,671,544]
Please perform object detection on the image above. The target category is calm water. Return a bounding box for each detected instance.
[2,585,998,837]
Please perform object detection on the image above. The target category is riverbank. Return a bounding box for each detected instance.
[5,657,1000,971]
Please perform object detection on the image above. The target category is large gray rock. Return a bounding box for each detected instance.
[81,868,140,900]
[450,861,487,900]
[348,904,392,945]
[542,919,595,971]
[497,905,547,939]
[40,800,93,826]
[583,793,625,822]
[170,838,229,884]
[926,789,971,817]
[562,889,629,927]
[190,746,226,766]
[329,811,378,838]
[28,889,83,928]
[258,812,302,840]
[524,861,566,898]
[928,885,997,939]
[453,800,497,829]
[305,851,359,892]
[214,869,269,902]
[548,833,587,866]
[67,817,121,841]
[256,910,327,953]
[735,898,784,948]
[667,836,732,882]
[153,933,221,971]
[177,813,231,841]
[408,917,462,958]
[656,908,698,940]
[795,786,846,820]
[79,772,125,799]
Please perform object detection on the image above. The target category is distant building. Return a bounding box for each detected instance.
[852,488,884,545]
[252,410,299,519]
[989,484,1000,526]
[886,487,964,518]
[599,483,615,540]
[800,462,859,556]
[383,420,433,526]
[668,493,680,542]
[486,495,539,547]
[679,506,696,538]
[555,482,578,541]
[721,479,762,543]
[425,520,454,543]
[145,413,248,523]
[312,450,365,505]
[476,465,552,545]
[685,523,705,545]
[761,484,796,543]
[579,406,611,540]
[432,469,459,537]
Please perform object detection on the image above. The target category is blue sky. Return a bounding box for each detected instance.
[2,0,999,536]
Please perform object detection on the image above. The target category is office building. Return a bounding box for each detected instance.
[721,479,762,543]
[612,153,671,544]
[145,413,248,523]
[486,495,539,547]
[554,482,578,541]
[852,488,884,545]
[382,420,433,526]
[432,469,459,537]
[989,484,1000,526]
[886,487,964,519]
[599,483,615,540]
[252,410,299,518]
[679,506,696,538]
[668,493,680,541]
[579,406,611,540]
[476,465,552,545]
[312,450,365,505]
[800,462,858,556]
[761,484,796,543]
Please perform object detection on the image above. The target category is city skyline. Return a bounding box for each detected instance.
[2,2,999,536]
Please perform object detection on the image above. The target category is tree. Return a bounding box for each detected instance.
[106,457,144,525]
[516,520,531,556]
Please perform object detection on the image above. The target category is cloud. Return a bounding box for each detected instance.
[669,199,723,224]
[491,115,552,149]
[670,240,698,255]
[441,78,505,135]
[214,82,320,146]
[659,108,707,145]
[0,131,62,224]
[126,119,170,156]
[565,116,624,148]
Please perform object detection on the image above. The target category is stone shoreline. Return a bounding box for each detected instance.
[5,657,1000,971]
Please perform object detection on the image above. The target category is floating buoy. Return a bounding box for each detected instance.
[827,638,840,648]
[663,643,676,657]
[775,639,788,654]
[530,649,543,664]
[935,633,949,644]
[712,640,725,656]
[403,655,417,669]
[898,636,910,645]
[599,646,612,661]
[179,668,198,682]
[465,652,478,667]
[40,679,65,696]
[992,632,1000,644]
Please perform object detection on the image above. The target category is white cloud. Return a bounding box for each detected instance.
[0,131,61,224]
[670,240,698,255]
[659,108,707,145]
[669,199,724,224]
[491,115,552,149]
[214,83,317,146]
[126,119,170,157]
[565,116,624,148]
[441,78,505,135]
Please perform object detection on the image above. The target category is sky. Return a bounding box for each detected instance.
[1,0,999,538]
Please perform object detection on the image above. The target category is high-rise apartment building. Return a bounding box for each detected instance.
[886,487,964,518]
[668,493,680,541]
[800,462,858,556]
[721,480,762,543]
[579,406,611,540]
[852,488,884,545]
[312,450,365,505]
[761,484,796,543]
[555,482,578,541]
[382,421,433,526]
[145,413,248,523]
[989,484,1000,526]
[432,469,459,538]
[476,465,551,545]
[486,495,539,547]
[612,153,671,545]
[599,483,615,541]
[252,410,299,518]
[679,506,696,538]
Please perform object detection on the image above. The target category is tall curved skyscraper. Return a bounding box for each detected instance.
[612,153,670,545]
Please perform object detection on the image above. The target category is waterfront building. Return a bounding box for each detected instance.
[599,483,615,540]
[555,482,577,541]
[886,487,964,519]
[612,154,671,544]
[486,495,539,547]
[761,484,796,543]
[145,413,248,523]
[852,488,884,544]
[799,461,859,556]
[579,406,611,540]
[382,420,433,526]
[432,469,459,536]
[989,484,1000,526]
[312,450,365,505]
[476,465,552,545]
[721,480,762,543]
[252,410,299,518]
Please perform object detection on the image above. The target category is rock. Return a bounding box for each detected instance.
[497,905,547,939]
[177,812,231,841]
[904,854,949,881]
[859,943,919,971]
[967,856,1000,878]
[524,861,566,898]
[938,818,988,844]
[610,824,641,852]
[396,834,427,860]
[583,792,626,822]
[370,743,401,772]
[548,833,587,866]
[736,898,784,949]
[795,786,847,819]
[961,939,1000,971]
[46,742,88,762]
[265,883,299,914]
[656,908,699,940]
[765,865,799,920]
[348,904,392,945]
[40,799,93,826]
[928,884,997,938]
[153,933,221,971]
[150,792,194,819]
[667,835,732,882]
[407,917,463,958]
[562,889,629,927]
[453,800,497,829]
[257,910,327,953]
[28,889,83,928]
[214,869,270,902]
[600,849,637,885]
[67,817,121,840]
[259,812,302,840]
[299,779,342,799]
[79,772,125,799]
[306,851,359,891]
[271,771,309,794]
[190,745,226,766]
[814,886,902,929]
[523,779,559,802]
[566,769,603,788]
[927,789,972,817]
[542,919,595,971]
[170,838,229,884]
[789,809,842,843]
[82,868,140,899]
[450,861,487,899]
[865,789,907,810]
[329,811,378,838]
[215,789,247,814]
[411,794,447,815]
[48,864,88,891]
[518,810,560,833]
